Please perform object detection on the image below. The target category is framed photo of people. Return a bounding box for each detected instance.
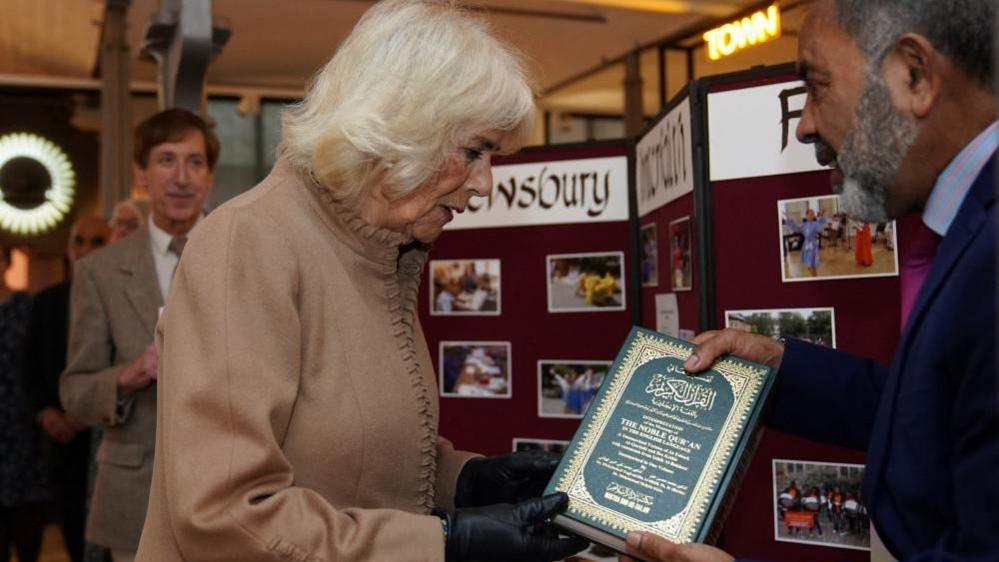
[546,251,626,312]
[778,195,899,282]
[725,307,836,348]
[536,359,611,419]
[772,459,870,551]
[439,341,511,399]
[640,223,659,287]
[429,259,501,316]
[668,216,693,291]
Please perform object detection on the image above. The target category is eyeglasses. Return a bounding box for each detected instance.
[112,218,140,230]
[74,235,107,246]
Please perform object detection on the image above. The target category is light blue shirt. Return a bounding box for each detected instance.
[922,121,999,236]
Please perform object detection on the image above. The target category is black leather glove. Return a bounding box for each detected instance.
[455,450,560,508]
[441,492,588,562]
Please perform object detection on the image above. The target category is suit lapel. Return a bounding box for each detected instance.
[902,159,995,346]
[120,227,164,340]
[863,156,996,519]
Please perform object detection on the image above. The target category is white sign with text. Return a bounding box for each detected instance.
[708,81,826,182]
[655,293,680,338]
[636,97,695,217]
[445,155,629,230]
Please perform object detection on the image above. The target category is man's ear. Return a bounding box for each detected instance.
[884,33,941,118]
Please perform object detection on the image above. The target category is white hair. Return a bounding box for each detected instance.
[111,199,146,222]
[280,0,536,205]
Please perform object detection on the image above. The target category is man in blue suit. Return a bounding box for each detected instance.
[623,1,998,561]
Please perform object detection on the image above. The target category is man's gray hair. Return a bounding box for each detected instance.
[834,0,995,90]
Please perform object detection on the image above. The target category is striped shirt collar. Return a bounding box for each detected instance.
[922,121,999,236]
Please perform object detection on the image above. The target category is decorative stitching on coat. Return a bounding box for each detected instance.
[268,536,325,562]
[308,178,438,512]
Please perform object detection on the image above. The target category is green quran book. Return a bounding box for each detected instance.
[544,326,774,555]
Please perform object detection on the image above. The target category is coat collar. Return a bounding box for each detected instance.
[116,225,163,340]
[272,158,430,274]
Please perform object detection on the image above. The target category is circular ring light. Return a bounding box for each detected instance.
[0,132,76,236]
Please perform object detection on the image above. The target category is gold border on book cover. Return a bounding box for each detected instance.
[554,330,768,542]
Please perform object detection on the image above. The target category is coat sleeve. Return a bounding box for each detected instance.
[768,338,887,451]
[153,210,445,562]
[59,259,128,427]
[434,437,478,510]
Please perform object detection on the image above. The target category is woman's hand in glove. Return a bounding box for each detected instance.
[455,450,560,507]
[442,492,588,562]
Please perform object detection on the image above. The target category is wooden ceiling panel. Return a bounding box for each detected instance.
[0,0,103,77]
[0,0,802,117]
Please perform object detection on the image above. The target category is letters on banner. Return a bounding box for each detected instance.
[635,97,695,217]
[445,155,629,230]
[708,81,826,181]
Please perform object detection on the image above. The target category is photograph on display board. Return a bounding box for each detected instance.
[429,259,501,316]
[778,195,899,282]
[669,216,693,291]
[537,360,611,419]
[512,438,569,455]
[439,341,511,398]
[773,459,870,551]
[546,251,626,312]
[640,223,659,287]
[726,307,836,348]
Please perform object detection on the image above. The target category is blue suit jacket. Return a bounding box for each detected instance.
[767,158,998,560]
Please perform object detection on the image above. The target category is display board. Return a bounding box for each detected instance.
[420,142,635,457]
[700,65,917,561]
[635,86,704,339]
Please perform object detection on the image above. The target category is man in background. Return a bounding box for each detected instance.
[624,0,998,561]
[108,200,146,243]
[59,109,217,562]
[24,215,110,562]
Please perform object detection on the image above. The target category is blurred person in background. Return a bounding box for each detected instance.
[24,215,110,562]
[109,200,146,243]
[0,244,50,562]
[60,109,218,562]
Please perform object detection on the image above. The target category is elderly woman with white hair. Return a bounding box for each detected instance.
[109,199,146,243]
[134,1,588,561]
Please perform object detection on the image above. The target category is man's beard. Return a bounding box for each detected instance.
[816,73,920,222]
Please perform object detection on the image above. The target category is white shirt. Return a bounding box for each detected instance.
[435,290,455,312]
[148,217,200,303]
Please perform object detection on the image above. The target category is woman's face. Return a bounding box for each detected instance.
[365,130,504,243]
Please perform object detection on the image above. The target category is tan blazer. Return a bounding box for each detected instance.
[136,161,476,561]
[60,226,163,551]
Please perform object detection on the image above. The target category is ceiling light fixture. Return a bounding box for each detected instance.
[0,132,76,236]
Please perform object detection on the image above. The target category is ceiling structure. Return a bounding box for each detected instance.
[0,0,807,118]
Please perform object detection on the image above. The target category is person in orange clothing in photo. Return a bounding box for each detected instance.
[853,220,873,266]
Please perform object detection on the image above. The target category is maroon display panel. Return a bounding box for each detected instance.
[713,169,918,562]
[639,193,700,333]
[706,75,918,561]
[419,144,634,457]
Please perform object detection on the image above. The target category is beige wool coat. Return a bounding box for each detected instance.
[60,226,163,551]
[135,161,477,561]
